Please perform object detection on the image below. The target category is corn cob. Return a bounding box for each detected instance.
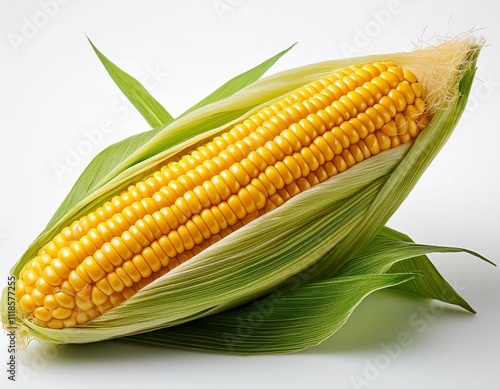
[15,60,428,329]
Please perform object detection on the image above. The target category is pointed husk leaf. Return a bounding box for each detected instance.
[88,38,174,128]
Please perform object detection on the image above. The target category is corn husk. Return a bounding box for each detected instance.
[1,35,493,353]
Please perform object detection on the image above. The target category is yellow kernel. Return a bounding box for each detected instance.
[82,257,105,282]
[375,131,392,151]
[19,294,36,313]
[46,319,64,329]
[387,66,404,81]
[396,82,415,105]
[58,247,80,269]
[379,71,400,88]
[33,307,51,322]
[300,147,320,172]
[339,121,360,144]
[63,317,77,328]
[404,105,420,119]
[411,82,423,98]
[98,301,114,315]
[132,255,153,278]
[94,250,114,273]
[31,289,46,306]
[388,89,407,112]
[87,308,100,321]
[185,221,204,246]
[346,91,367,114]
[403,68,418,83]
[158,235,178,258]
[246,184,266,209]
[15,280,26,301]
[218,202,239,226]
[332,127,350,148]
[43,294,59,310]
[322,132,343,155]
[122,231,143,255]
[406,119,418,137]
[110,293,125,307]
[52,307,72,320]
[91,286,109,306]
[227,195,247,220]
[35,278,53,295]
[394,112,407,134]
[76,295,93,311]
[54,291,75,309]
[363,81,383,102]
[341,149,357,168]
[371,76,391,95]
[333,155,348,172]
[378,96,397,118]
[95,278,114,296]
[42,266,62,286]
[390,135,401,148]
[51,258,71,279]
[312,137,334,163]
[122,260,142,283]
[114,266,134,288]
[61,280,75,296]
[380,121,398,137]
[414,97,426,113]
[76,311,89,324]
[80,235,98,255]
[22,270,37,285]
[275,161,295,185]
[111,236,134,261]
[364,133,381,155]
[87,228,105,248]
[120,287,135,300]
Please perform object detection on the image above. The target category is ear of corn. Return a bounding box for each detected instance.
[16,59,428,329]
[2,36,492,351]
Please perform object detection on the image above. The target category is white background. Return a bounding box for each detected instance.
[1,0,499,388]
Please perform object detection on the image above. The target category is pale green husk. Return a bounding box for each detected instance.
[1,36,491,353]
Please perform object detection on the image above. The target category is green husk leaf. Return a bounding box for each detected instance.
[180,43,297,116]
[380,228,484,312]
[124,227,486,354]
[88,38,174,128]
[336,226,492,312]
[125,273,416,354]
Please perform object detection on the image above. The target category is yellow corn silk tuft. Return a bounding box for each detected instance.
[15,61,429,329]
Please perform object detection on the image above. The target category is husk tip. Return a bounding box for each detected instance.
[394,30,484,114]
